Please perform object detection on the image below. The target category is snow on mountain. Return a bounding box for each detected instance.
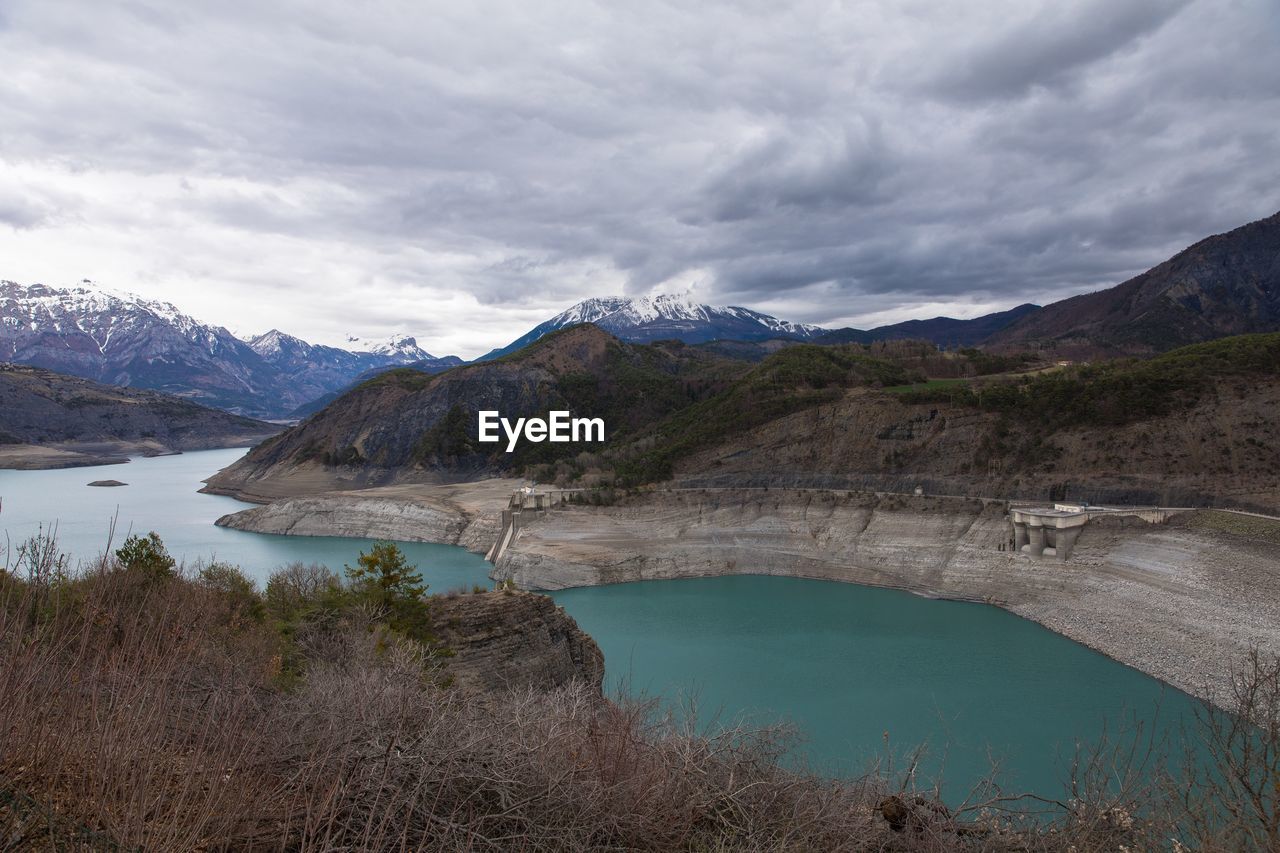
[0,279,283,415]
[344,334,435,361]
[249,329,461,409]
[479,294,825,361]
[0,280,457,418]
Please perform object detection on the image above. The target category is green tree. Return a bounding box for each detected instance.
[114,532,175,580]
[344,542,432,642]
[199,562,265,623]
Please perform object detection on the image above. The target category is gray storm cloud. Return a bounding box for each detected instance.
[0,0,1276,357]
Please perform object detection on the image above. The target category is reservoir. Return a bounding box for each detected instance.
[0,448,1200,799]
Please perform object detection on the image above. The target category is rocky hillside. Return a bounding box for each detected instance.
[643,334,1280,511]
[478,294,824,360]
[988,210,1280,356]
[0,363,279,468]
[206,325,744,494]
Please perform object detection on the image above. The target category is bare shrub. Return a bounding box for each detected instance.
[3,535,1280,850]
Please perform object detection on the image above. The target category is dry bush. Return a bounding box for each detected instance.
[3,533,1279,851]
[0,538,285,848]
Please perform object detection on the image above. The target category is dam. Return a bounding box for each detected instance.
[1009,502,1182,561]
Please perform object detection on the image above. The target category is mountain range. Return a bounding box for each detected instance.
[5,208,1278,420]
[246,329,461,408]
[0,281,453,418]
[816,304,1041,348]
[206,316,1280,513]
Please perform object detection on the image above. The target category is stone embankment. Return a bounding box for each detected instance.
[431,590,605,695]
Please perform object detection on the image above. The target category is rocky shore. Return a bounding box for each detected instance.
[213,479,516,553]
[0,436,268,471]
[215,484,1280,705]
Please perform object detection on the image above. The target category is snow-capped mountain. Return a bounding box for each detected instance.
[0,280,288,416]
[0,280,456,418]
[478,294,825,360]
[249,329,462,403]
[343,334,435,361]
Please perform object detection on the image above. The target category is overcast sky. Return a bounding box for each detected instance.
[1,0,1277,359]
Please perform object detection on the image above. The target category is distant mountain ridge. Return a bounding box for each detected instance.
[0,362,279,469]
[0,281,454,418]
[988,210,1280,354]
[478,294,825,360]
[816,304,1040,348]
[247,329,461,407]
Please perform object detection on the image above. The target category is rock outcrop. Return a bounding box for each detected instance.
[431,590,605,694]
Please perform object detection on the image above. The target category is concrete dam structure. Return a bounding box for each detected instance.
[1010,503,1181,561]
[1010,506,1087,560]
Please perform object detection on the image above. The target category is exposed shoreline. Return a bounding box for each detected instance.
[214,482,1280,706]
[0,437,273,471]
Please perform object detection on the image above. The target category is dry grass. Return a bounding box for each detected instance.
[1,532,1277,850]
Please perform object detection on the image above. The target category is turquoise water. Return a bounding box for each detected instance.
[552,576,1198,798]
[0,448,492,593]
[0,449,1200,799]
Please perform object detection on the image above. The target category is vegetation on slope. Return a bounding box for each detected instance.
[3,531,1279,850]
[897,332,1280,429]
[609,344,919,484]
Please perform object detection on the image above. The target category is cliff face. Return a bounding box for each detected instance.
[431,590,605,694]
[212,480,513,551]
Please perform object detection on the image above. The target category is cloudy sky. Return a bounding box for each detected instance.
[1,0,1276,359]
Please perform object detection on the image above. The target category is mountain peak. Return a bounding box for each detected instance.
[482,293,824,360]
[1,280,457,417]
[345,333,434,360]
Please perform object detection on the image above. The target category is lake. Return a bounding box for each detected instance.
[0,448,1200,800]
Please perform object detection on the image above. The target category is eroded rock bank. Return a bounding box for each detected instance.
[214,479,519,554]
[432,590,605,694]
[493,490,1280,705]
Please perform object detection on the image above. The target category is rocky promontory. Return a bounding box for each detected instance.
[432,590,605,694]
